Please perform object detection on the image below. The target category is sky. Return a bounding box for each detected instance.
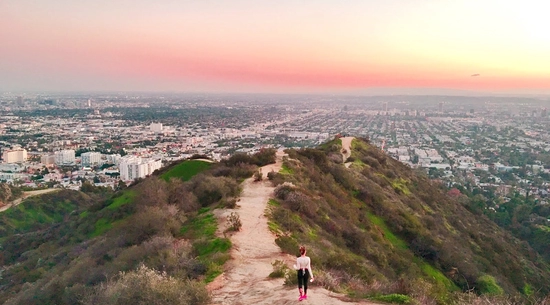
[1,0,550,94]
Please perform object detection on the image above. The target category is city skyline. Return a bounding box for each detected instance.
[2,0,550,94]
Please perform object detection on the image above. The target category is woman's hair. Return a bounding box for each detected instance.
[299,246,306,255]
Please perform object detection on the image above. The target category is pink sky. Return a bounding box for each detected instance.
[2,0,550,94]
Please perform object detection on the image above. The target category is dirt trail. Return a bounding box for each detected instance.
[341,136,354,168]
[210,149,375,305]
[0,188,60,213]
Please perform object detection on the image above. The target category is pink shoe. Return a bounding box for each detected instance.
[303,295,307,300]
[298,295,304,301]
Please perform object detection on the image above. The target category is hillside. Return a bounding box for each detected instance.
[264,137,550,303]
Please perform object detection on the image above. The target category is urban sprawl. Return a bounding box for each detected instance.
[1,93,550,205]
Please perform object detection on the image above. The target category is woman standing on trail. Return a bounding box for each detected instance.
[295,246,314,301]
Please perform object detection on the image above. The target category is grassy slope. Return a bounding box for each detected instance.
[160,159,212,181]
[88,160,213,238]
[180,207,231,282]
[0,190,93,239]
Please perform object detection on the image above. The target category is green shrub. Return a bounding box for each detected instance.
[252,148,276,166]
[274,183,295,200]
[190,176,240,207]
[275,236,299,256]
[269,259,289,278]
[476,275,504,295]
[284,269,299,286]
[371,294,412,304]
[253,169,263,182]
[271,207,303,232]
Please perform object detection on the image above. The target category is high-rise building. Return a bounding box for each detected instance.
[383,102,388,112]
[2,148,27,163]
[438,102,443,112]
[81,152,102,167]
[119,156,162,181]
[54,150,76,165]
[542,108,548,118]
[150,123,163,133]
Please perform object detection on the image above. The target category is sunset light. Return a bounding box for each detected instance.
[1,0,549,94]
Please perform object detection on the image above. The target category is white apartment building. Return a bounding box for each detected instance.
[119,156,162,181]
[55,150,76,165]
[81,152,102,167]
[2,148,27,163]
[150,122,163,133]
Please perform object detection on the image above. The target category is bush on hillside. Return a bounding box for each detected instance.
[167,178,200,213]
[274,183,296,201]
[225,212,242,232]
[476,275,504,295]
[189,154,209,160]
[253,169,263,181]
[267,170,285,186]
[224,153,255,166]
[190,175,240,207]
[223,148,276,167]
[82,264,209,305]
[134,177,168,208]
[328,152,343,164]
[362,156,381,169]
[211,163,257,179]
[283,191,318,218]
[275,236,299,256]
[117,206,179,245]
[269,259,289,278]
[253,148,277,166]
[297,148,329,166]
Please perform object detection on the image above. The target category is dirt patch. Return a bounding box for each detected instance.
[341,136,354,167]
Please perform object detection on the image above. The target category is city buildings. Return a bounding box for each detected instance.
[2,148,27,163]
[41,154,55,165]
[150,122,163,133]
[81,152,102,167]
[0,92,549,200]
[119,156,162,181]
[55,150,76,165]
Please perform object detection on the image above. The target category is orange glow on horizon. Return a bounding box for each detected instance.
[2,0,550,93]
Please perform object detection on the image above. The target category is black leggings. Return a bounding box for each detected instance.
[297,269,310,293]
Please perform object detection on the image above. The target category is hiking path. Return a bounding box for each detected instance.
[209,147,376,305]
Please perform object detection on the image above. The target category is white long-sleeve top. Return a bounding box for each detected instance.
[296,256,313,277]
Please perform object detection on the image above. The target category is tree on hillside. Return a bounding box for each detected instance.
[135,177,168,208]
